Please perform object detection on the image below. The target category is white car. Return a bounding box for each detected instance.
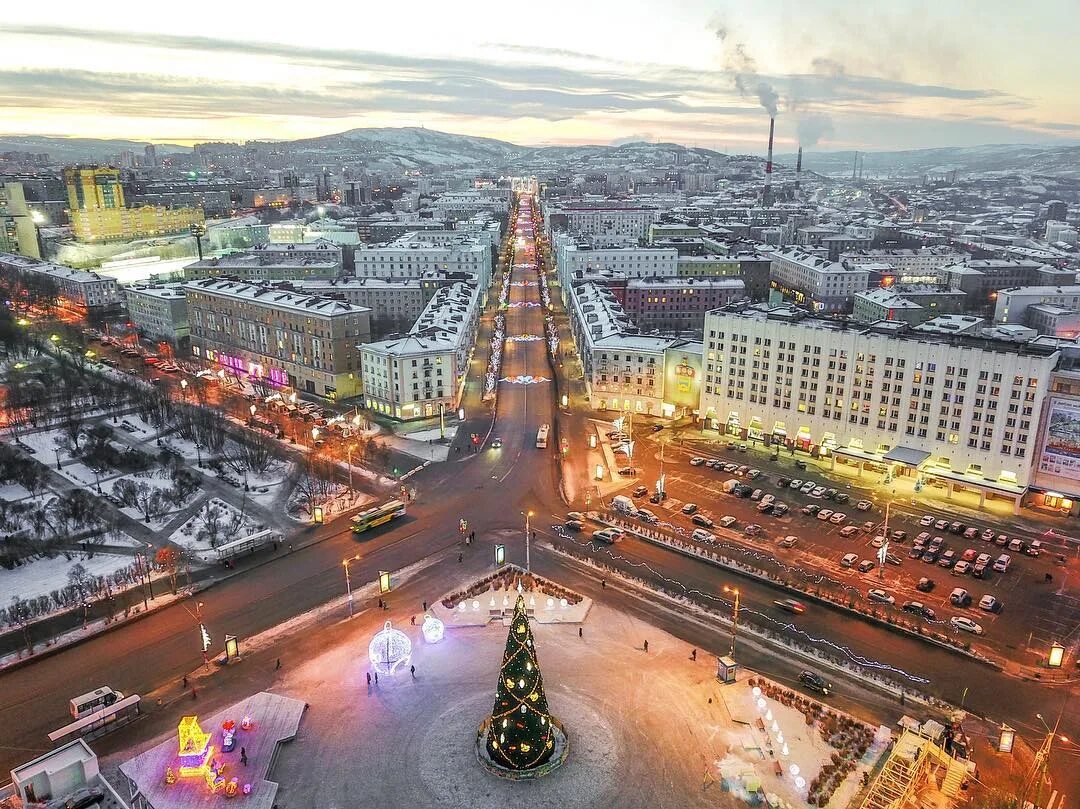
[689,457,705,466]
[810,486,827,498]
[871,535,886,548]
[867,588,895,605]
[919,515,935,527]
[816,509,834,521]
[691,528,715,542]
[778,535,799,548]
[829,512,848,525]
[719,516,737,528]
[856,500,873,511]
[789,479,804,489]
[800,481,816,494]
[950,616,984,635]
[840,525,860,538]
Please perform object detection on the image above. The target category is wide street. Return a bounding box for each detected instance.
[0,193,1075,801]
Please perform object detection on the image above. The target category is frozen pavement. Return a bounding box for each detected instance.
[259,598,872,808]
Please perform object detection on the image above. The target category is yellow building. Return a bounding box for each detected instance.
[64,166,204,243]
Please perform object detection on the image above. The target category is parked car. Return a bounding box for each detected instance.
[817,509,835,521]
[891,530,907,542]
[950,587,972,607]
[757,501,774,514]
[916,577,936,592]
[810,486,827,498]
[961,548,978,563]
[994,534,1009,546]
[950,522,965,535]
[744,524,762,537]
[801,504,821,516]
[719,516,737,528]
[950,616,983,635]
[771,503,790,516]
[800,481,816,494]
[632,485,649,498]
[871,535,886,548]
[774,598,806,614]
[689,457,705,466]
[979,594,1002,613]
[746,469,762,480]
[840,526,860,538]
[751,489,765,501]
[691,514,714,528]
[824,488,838,500]
[680,502,698,514]
[921,550,939,564]
[637,509,658,524]
[565,519,584,531]
[952,561,972,576]
[777,535,799,548]
[867,588,894,604]
[929,536,945,552]
[981,528,996,541]
[617,467,638,476]
[841,553,859,568]
[566,512,585,521]
[963,527,979,540]
[797,670,830,695]
[916,531,932,544]
[934,519,949,531]
[938,550,957,568]
[794,459,808,470]
[789,479,804,489]
[591,528,623,544]
[972,562,990,579]
[903,601,936,619]
[858,559,876,574]
[856,500,873,511]
[919,515,935,527]
[833,493,850,504]
[908,545,925,559]
[862,521,876,533]
[1025,540,1043,557]
[830,512,848,525]
[993,554,1011,573]
[776,476,792,488]
[691,528,715,542]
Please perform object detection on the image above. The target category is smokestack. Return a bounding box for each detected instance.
[858,153,865,181]
[852,151,859,181]
[762,117,775,206]
[794,146,803,193]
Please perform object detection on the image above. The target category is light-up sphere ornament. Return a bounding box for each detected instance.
[757,698,767,711]
[368,620,411,674]
[765,710,773,722]
[421,613,444,644]
[782,744,790,756]
[752,686,762,698]
[795,776,806,790]
[789,764,800,777]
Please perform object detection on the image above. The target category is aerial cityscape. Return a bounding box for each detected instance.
[1,4,1078,809]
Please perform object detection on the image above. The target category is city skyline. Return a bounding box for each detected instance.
[3,0,1079,151]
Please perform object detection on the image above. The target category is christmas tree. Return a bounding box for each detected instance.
[485,594,558,770]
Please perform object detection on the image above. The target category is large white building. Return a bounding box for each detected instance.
[0,252,122,314]
[768,248,871,313]
[353,237,492,288]
[360,282,481,420]
[553,235,679,288]
[700,303,1063,511]
[181,241,343,282]
[840,247,965,284]
[544,202,662,247]
[123,283,189,347]
[994,285,1080,324]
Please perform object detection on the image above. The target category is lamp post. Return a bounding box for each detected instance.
[144,543,155,600]
[439,402,445,440]
[723,585,741,657]
[1024,703,1070,809]
[343,553,361,616]
[346,444,356,492]
[522,510,534,572]
[180,379,188,399]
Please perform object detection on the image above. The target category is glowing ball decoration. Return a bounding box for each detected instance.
[422,613,444,644]
[368,620,412,674]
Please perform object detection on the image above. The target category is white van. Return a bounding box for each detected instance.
[992,553,1011,573]
[611,495,637,515]
[70,686,124,719]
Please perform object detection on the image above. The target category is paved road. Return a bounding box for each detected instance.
[1,194,1075,802]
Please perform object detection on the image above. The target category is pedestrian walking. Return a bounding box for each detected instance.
[458,553,463,563]
[690,648,697,662]
[374,671,379,685]
[240,747,248,766]
[366,672,371,687]
[410,615,415,626]
[275,658,281,670]
[578,627,583,639]
[378,598,384,609]
[601,578,606,589]
[288,542,293,553]
[422,600,427,611]
[643,640,649,653]
[182,675,188,688]
[410,664,415,678]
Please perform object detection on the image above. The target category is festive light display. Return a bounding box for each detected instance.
[507,334,543,342]
[422,613,445,644]
[500,374,549,385]
[176,716,213,778]
[368,620,412,674]
[485,595,559,770]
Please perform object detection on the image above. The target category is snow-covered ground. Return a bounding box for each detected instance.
[0,482,33,502]
[168,498,266,561]
[0,535,143,604]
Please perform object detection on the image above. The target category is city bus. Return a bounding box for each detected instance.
[536,424,550,449]
[69,686,124,720]
[351,499,407,534]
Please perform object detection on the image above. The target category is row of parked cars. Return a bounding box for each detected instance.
[909,532,1013,578]
[690,456,764,481]
[916,515,1042,557]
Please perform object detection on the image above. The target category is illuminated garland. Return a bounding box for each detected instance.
[485,595,557,770]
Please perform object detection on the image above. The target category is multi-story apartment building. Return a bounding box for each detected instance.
[544,202,662,246]
[123,283,189,347]
[852,286,967,326]
[700,303,1063,511]
[566,281,702,418]
[994,285,1080,324]
[768,248,871,313]
[428,190,511,222]
[64,166,204,243]
[944,260,1075,315]
[186,279,371,399]
[360,282,481,420]
[0,182,40,258]
[0,252,122,315]
[553,235,679,289]
[622,276,745,334]
[181,241,343,282]
[353,238,492,288]
[840,248,965,285]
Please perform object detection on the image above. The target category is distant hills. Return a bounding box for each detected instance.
[2,126,1078,177]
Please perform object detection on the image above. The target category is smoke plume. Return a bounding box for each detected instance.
[796,113,834,147]
[711,19,779,117]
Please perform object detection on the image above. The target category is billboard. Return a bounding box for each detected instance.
[663,348,702,410]
[1034,396,1080,495]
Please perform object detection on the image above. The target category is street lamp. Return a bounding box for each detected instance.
[180,379,188,398]
[346,444,356,492]
[343,554,361,615]
[522,510,534,572]
[722,585,741,657]
[1048,642,1065,668]
[249,404,257,421]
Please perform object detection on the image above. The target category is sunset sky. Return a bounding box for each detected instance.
[2,0,1078,152]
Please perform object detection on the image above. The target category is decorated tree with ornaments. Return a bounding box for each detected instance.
[485,594,558,770]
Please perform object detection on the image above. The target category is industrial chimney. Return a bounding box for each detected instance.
[762,117,775,206]
[852,151,859,181]
[794,145,803,195]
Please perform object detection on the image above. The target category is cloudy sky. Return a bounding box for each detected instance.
[2,0,1078,152]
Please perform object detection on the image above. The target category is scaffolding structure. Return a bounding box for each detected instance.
[860,729,969,809]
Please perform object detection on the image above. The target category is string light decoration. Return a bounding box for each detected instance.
[368,620,412,675]
[421,613,445,644]
[485,595,558,770]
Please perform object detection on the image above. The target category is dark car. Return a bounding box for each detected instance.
[902,601,936,620]
[564,519,584,531]
[832,492,850,504]
[794,460,808,470]
[916,577,936,593]
[798,670,831,696]
[617,467,638,477]
[632,485,649,498]
[691,514,714,528]
[651,424,664,432]
[776,477,792,488]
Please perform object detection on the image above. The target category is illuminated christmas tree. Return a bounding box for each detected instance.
[485,594,558,770]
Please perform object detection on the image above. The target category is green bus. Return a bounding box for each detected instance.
[351,499,407,534]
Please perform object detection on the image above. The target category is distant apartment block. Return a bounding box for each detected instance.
[944,259,1075,314]
[186,278,371,399]
[995,284,1080,338]
[841,248,965,284]
[353,237,492,288]
[544,202,661,246]
[182,241,343,282]
[553,235,678,288]
[0,252,122,314]
[852,286,967,326]
[0,182,40,258]
[622,276,745,334]
[768,248,871,313]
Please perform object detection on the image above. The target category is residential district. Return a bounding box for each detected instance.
[0,128,1076,809]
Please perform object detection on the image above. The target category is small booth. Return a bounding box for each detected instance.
[716,655,739,684]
